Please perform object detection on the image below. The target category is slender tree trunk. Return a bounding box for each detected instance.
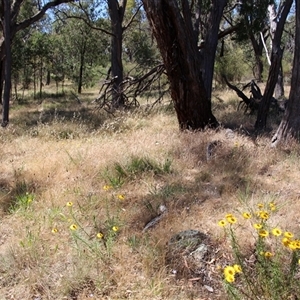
[142,0,219,130]
[46,70,51,85]
[274,64,284,99]
[2,0,12,127]
[271,0,300,146]
[39,57,43,98]
[108,0,126,108]
[78,43,86,94]
[200,0,227,100]
[248,30,264,82]
[255,0,292,130]
[0,59,3,105]
[269,3,284,99]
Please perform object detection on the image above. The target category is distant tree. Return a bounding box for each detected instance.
[236,0,270,82]
[54,10,107,94]
[271,0,300,146]
[0,0,73,127]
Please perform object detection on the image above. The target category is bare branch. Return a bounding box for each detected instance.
[122,4,142,31]
[58,10,115,36]
[14,0,74,35]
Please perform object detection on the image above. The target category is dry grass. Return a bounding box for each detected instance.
[0,86,300,300]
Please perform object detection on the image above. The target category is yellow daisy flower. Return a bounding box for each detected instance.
[224,266,236,277]
[96,232,104,239]
[103,185,112,191]
[271,228,282,237]
[225,274,235,283]
[70,224,78,231]
[257,203,264,209]
[264,251,274,258]
[66,201,73,207]
[117,194,125,200]
[233,264,242,273]
[225,213,234,218]
[227,216,237,224]
[259,211,269,220]
[295,240,300,249]
[269,202,276,211]
[218,220,227,227]
[259,229,269,238]
[242,212,251,219]
[284,232,293,239]
[288,241,298,251]
[112,226,119,232]
[282,237,291,247]
[51,228,58,234]
[254,223,263,230]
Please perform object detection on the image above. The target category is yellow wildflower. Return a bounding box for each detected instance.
[295,240,300,249]
[117,194,125,200]
[66,201,73,207]
[271,228,282,237]
[112,226,119,232]
[233,264,242,273]
[218,220,227,227]
[259,229,269,238]
[254,223,263,230]
[226,216,237,224]
[269,202,276,211]
[288,241,298,251]
[264,252,274,258]
[51,228,58,234]
[225,274,235,283]
[70,224,78,231]
[257,203,264,209]
[96,232,104,239]
[284,232,293,239]
[242,212,251,219]
[259,211,269,220]
[224,266,236,277]
[225,214,234,218]
[103,185,112,191]
[282,237,291,247]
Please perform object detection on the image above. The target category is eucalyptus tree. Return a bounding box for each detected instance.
[235,0,270,82]
[54,8,108,94]
[255,0,293,130]
[271,0,300,146]
[142,0,233,130]
[0,0,74,127]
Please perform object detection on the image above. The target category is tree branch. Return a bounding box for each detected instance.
[14,0,74,35]
[123,4,142,31]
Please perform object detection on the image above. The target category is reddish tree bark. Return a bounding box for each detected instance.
[142,0,227,130]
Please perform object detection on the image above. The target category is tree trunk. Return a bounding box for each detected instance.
[274,64,284,99]
[108,0,126,108]
[248,30,265,82]
[255,0,293,130]
[2,0,12,127]
[39,58,43,98]
[142,0,221,130]
[46,70,51,85]
[78,42,86,94]
[268,3,284,99]
[0,59,3,105]
[200,0,227,100]
[271,0,300,146]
